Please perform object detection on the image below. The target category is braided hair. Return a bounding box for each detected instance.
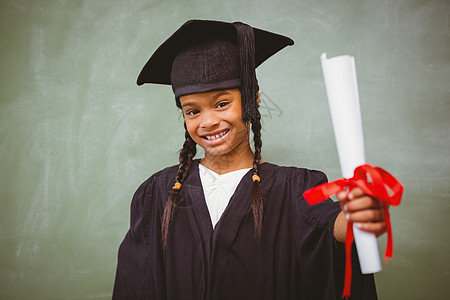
[250,113,264,239]
[161,123,197,249]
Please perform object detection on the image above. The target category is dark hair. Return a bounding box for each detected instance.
[250,115,264,238]
[161,123,197,249]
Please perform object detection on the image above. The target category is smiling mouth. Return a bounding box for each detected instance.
[202,129,230,140]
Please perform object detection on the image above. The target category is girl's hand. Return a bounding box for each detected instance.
[337,187,387,237]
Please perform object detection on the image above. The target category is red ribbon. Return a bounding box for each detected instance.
[303,164,403,299]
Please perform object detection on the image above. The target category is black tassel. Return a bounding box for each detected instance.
[233,22,259,123]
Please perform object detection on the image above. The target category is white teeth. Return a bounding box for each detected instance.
[205,130,227,140]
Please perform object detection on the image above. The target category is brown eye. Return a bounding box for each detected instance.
[186,109,199,116]
[217,102,229,108]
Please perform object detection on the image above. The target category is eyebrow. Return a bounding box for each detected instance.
[181,91,232,108]
[211,91,231,100]
[181,102,195,108]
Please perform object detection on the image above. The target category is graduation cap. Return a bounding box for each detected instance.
[137,19,294,122]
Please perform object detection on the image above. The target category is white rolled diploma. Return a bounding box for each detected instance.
[320,53,382,274]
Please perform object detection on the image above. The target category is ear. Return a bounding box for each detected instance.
[256,92,261,106]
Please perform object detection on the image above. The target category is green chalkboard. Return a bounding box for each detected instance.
[1,0,449,299]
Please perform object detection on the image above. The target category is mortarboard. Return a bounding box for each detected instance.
[137,19,294,122]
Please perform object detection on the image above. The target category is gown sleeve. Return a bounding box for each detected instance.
[291,168,377,300]
[112,175,167,300]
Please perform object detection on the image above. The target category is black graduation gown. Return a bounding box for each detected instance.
[113,160,377,299]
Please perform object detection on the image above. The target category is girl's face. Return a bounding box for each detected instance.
[179,89,251,159]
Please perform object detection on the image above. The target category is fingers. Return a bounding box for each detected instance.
[347,207,384,223]
[344,195,382,213]
[336,188,350,208]
[338,187,371,202]
[354,222,386,237]
[337,189,349,202]
[348,187,365,198]
[337,187,387,237]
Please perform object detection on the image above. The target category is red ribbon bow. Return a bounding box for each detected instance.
[303,163,403,299]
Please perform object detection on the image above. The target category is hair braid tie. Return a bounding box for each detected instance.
[252,174,261,182]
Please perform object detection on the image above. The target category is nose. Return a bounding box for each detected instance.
[200,110,220,129]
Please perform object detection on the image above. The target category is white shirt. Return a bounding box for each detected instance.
[198,164,251,228]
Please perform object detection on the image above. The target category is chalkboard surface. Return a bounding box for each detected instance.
[1,0,449,299]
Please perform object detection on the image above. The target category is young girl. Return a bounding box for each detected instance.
[113,20,385,299]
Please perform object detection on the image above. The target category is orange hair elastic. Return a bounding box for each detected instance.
[172,182,182,190]
[252,174,261,182]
